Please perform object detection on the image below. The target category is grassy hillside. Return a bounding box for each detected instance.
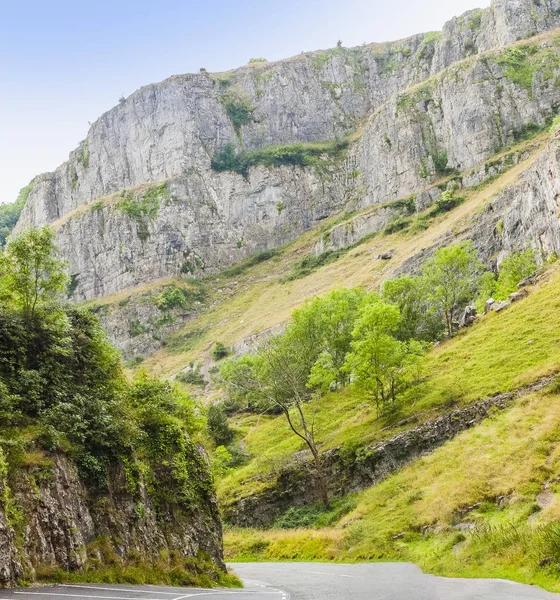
[217,262,560,506]
[224,382,560,592]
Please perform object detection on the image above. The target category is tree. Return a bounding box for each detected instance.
[0,227,69,317]
[220,332,330,504]
[288,288,374,393]
[207,404,234,447]
[259,334,330,504]
[495,248,537,299]
[422,241,484,336]
[218,354,272,413]
[381,276,443,342]
[212,342,230,361]
[345,302,425,415]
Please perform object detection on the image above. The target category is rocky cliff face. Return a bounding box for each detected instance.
[472,132,560,262]
[15,0,560,305]
[0,452,223,587]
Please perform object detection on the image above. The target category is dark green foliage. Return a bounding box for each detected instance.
[225,443,249,468]
[382,276,444,342]
[212,342,230,361]
[0,182,34,247]
[513,122,542,142]
[433,150,455,176]
[176,363,206,386]
[125,356,145,369]
[211,139,350,177]
[207,405,234,447]
[274,496,358,529]
[431,190,465,215]
[220,249,280,278]
[384,217,412,235]
[467,10,483,31]
[128,320,147,337]
[154,285,206,311]
[286,249,347,281]
[389,195,416,214]
[0,230,211,499]
[210,144,249,177]
[220,87,255,133]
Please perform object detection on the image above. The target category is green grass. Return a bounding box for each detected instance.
[34,546,241,588]
[211,138,350,177]
[218,266,560,506]
[224,382,560,592]
[493,41,560,98]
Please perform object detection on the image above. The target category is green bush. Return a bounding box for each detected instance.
[211,144,249,177]
[221,87,255,132]
[431,190,464,215]
[154,285,206,311]
[274,496,358,529]
[384,217,411,235]
[207,405,234,447]
[117,184,168,241]
[211,139,350,177]
[286,250,346,281]
[212,342,230,361]
[495,248,538,299]
[176,363,206,386]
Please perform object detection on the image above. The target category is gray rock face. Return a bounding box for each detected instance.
[0,453,223,586]
[15,0,560,304]
[471,135,560,262]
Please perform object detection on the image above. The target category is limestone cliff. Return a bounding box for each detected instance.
[15,0,560,306]
[0,450,224,587]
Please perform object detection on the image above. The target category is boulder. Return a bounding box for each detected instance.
[377,251,394,261]
[484,298,495,314]
[459,305,477,328]
[492,300,511,312]
[508,289,529,303]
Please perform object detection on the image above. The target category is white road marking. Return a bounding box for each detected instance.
[14,584,286,600]
[14,594,168,600]
[60,587,180,596]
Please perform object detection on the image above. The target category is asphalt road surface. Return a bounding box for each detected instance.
[0,582,286,600]
[230,562,560,599]
[2,564,560,600]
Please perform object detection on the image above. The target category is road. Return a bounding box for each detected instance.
[1,564,560,600]
[0,583,285,600]
[230,562,560,599]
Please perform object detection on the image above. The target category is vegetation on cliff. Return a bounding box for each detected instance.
[0,181,34,248]
[0,227,236,587]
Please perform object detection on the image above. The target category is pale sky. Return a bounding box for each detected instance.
[0,0,490,205]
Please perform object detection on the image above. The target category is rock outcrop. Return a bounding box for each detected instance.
[0,452,223,587]
[15,0,560,304]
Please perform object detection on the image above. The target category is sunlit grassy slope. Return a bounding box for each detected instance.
[223,384,560,592]
[217,263,560,505]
